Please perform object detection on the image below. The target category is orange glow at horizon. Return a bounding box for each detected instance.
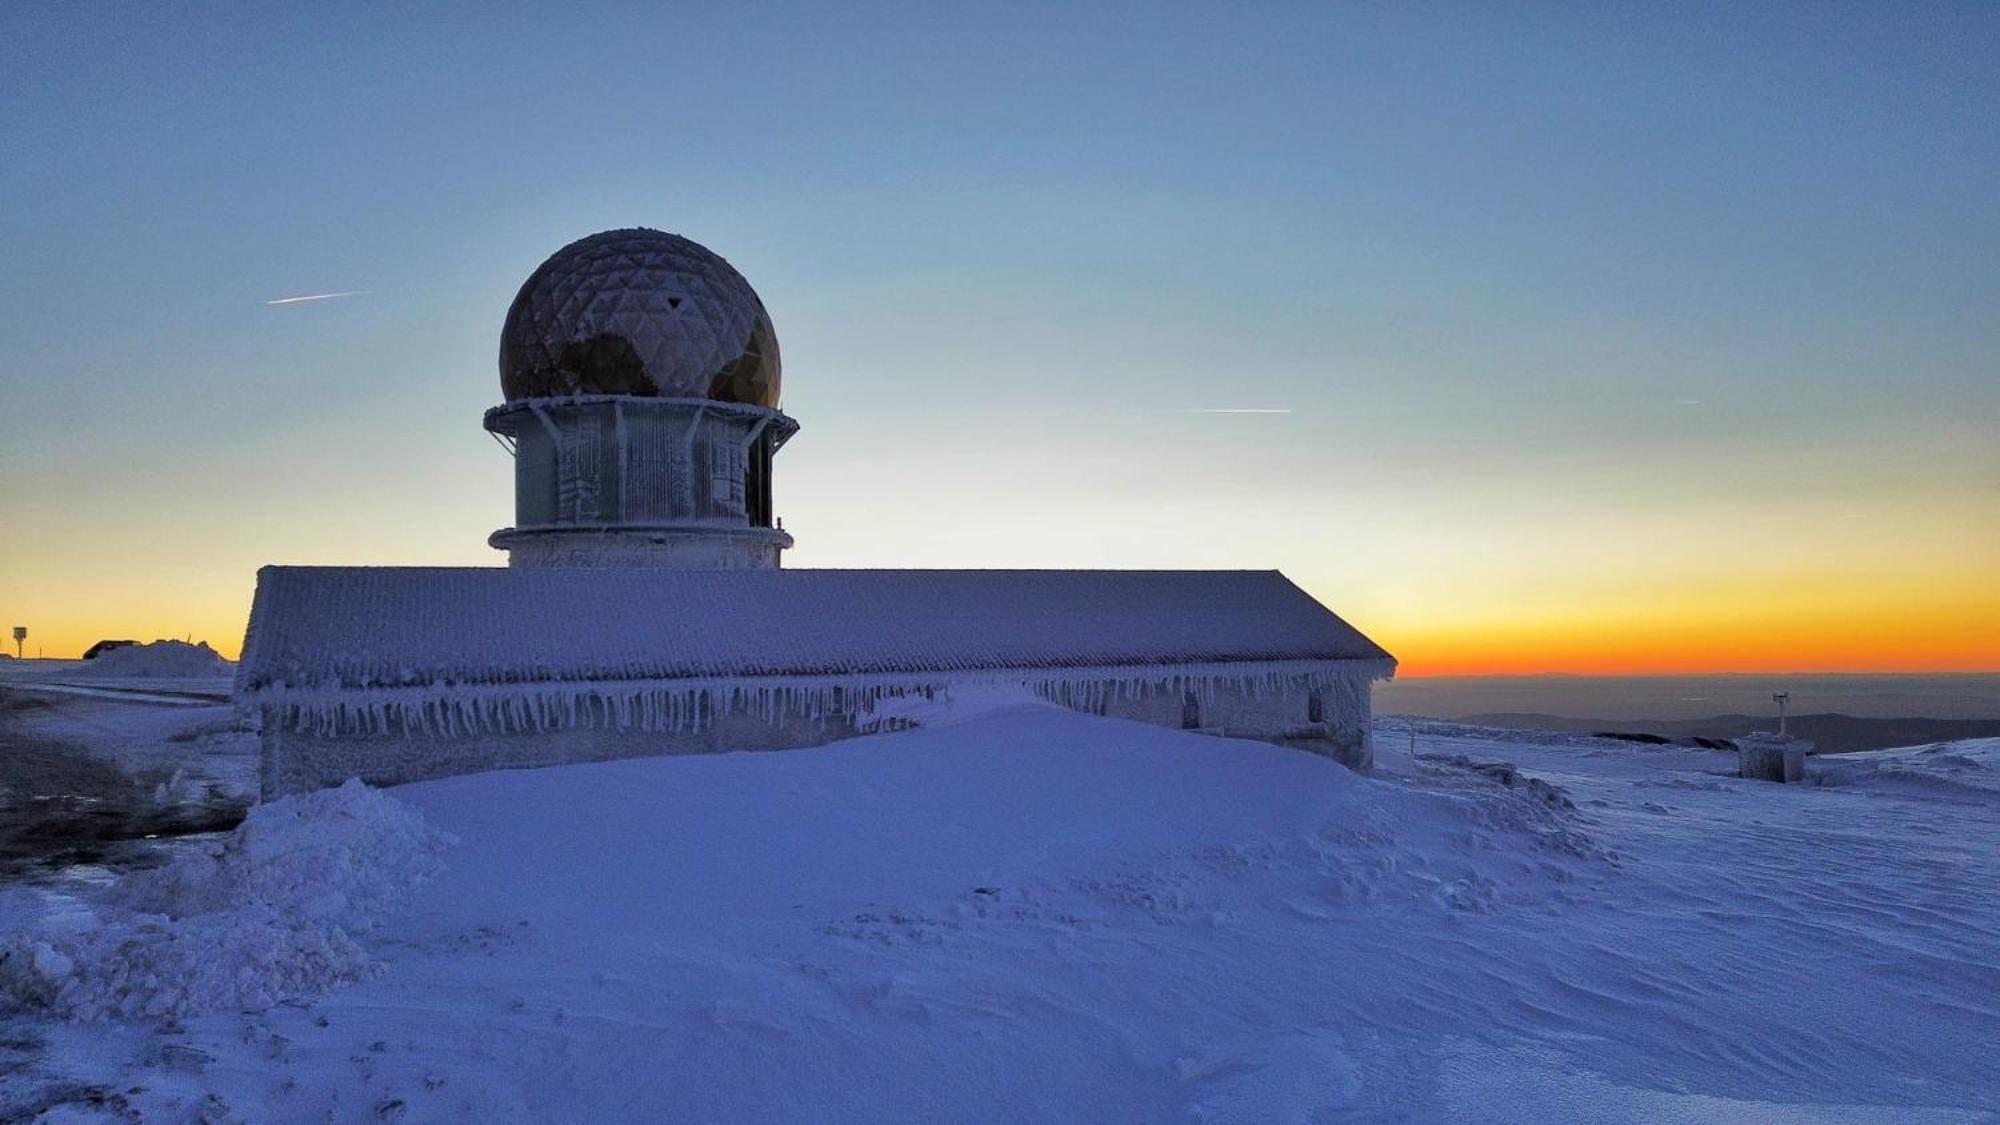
[7,570,1995,677]
[4,421,1994,676]
[1375,580,2000,677]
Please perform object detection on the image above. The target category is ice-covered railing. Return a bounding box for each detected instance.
[253,658,1393,739]
[237,567,1395,695]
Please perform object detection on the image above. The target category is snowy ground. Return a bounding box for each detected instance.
[0,648,236,707]
[2,698,1997,1122]
[0,651,248,847]
[0,685,256,885]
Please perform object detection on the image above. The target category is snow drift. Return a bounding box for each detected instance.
[0,780,451,1022]
[5,709,1997,1121]
[84,639,232,679]
[1816,737,2000,798]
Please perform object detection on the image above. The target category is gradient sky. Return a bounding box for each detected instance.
[2,4,1995,673]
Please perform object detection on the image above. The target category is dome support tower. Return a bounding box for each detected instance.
[486,229,796,569]
[487,396,796,568]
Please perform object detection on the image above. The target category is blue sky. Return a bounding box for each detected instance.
[2,3,1995,670]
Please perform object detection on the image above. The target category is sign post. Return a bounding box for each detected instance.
[10,626,24,660]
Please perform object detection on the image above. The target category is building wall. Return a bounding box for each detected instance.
[262,707,859,798]
[258,669,1378,798]
[1091,677,1373,770]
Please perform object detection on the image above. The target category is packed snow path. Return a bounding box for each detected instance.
[5,708,1997,1121]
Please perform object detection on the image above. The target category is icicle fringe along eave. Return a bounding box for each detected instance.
[234,643,1394,696]
[239,658,1394,739]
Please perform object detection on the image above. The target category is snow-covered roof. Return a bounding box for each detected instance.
[238,567,1393,695]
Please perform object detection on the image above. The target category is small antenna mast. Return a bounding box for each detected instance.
[1772,691,1790,737]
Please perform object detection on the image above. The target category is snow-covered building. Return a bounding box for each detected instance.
[239,229,1395,796]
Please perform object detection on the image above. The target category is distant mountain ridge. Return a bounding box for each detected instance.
[1454,712,2000,755]
[1377,674,2000,722]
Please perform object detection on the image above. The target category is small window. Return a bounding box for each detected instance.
[1308,690,1324,724]
[1181,690,1201,730]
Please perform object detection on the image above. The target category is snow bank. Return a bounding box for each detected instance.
[0,780,451,1022]
[1817,737,2000,798]
[116,778,450,926]
[84,640,232,678]
[6,713,1997,1120]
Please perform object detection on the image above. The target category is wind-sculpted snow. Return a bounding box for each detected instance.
[1815,737,2000,799]
[5,714,1997,1121]
[0,781,452,1022]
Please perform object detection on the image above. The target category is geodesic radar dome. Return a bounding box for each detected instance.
[499,228,781,406]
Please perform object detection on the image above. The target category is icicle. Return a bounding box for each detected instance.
[258,657,1392,744]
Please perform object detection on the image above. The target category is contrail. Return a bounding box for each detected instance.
[1065,407,1295,417]
[265,290,369,306]
[1079,408,1294,415]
